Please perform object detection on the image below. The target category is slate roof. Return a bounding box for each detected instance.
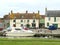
[46,10,60,17]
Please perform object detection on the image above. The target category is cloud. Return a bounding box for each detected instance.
[0,0,60,17]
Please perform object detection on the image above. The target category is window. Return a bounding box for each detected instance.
[32,23,36,28]
[33,20,35,22]
[13,20,16,22]
[27,20,29,22]
[48,17,50,21]
[13,24,16,27]
[54,17,56,22]
[7,23,10,27]
[15,28,21,30]
[21,24,23,27]
[47,23,49,26]
[21,20,23,22]
[26,24,30,28]
[20,16,24,18]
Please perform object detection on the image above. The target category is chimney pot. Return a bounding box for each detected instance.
[38,10,40,14]
[11,10,13,14]
[26,10,28,13]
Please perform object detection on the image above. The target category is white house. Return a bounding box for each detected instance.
[45,8,60,28]
[4,10,40,29]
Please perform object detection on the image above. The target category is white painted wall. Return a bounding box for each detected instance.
[45,17,60,28]
[10,19,39,28]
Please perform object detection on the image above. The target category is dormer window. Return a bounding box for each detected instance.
[20,15,24,18]
[21,16,24,18]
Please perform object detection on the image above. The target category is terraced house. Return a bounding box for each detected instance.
[39,15,45,28]
[45,8,60,28]
[4,10,40,29]
[0,18,4,30]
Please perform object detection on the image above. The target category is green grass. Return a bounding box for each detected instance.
[0,38,60,45]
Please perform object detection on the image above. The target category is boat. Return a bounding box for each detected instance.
[5,27,35,37]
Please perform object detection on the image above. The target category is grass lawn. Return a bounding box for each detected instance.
[0,38,60,45]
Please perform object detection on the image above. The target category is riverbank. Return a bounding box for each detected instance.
[0,38,60,45]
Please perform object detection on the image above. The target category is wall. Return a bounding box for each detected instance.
[10,19,39,28]
[45,17,60,28]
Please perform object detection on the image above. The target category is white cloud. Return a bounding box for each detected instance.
[0,0,60,17]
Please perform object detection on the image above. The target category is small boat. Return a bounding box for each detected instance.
[6,27,35,37]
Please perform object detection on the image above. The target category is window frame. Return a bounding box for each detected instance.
[33,19,35,22]
[21,20,23,22]
[27,20,29,22]
[54,17,56,22]
[47,22,49,26]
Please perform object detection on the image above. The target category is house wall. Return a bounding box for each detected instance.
[10,19,39,28]
[45,17,60,28]
[4,20,10,29]
[40,19,45,23]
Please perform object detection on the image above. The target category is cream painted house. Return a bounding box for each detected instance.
[45,8,60,28]
[10,19,39,28]
[4,10,40,29]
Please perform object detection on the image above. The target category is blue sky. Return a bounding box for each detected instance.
[0,0,60,18]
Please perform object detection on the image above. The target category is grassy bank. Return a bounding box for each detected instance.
[0,38,60,45]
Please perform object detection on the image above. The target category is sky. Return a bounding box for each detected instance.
[0,0,60,18]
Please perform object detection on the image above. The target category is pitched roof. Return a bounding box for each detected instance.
[40,15,45,19]
[46,10,60,17]
[4,13,40,19]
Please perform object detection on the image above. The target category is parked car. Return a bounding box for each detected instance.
[48,25,57,30]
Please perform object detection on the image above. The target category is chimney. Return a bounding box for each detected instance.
[9,13,10,15]
[45,8,47,15]
[26,10,28,14]
[38,10,40,14]
[11,10,13,14]
[45,8,47,12]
